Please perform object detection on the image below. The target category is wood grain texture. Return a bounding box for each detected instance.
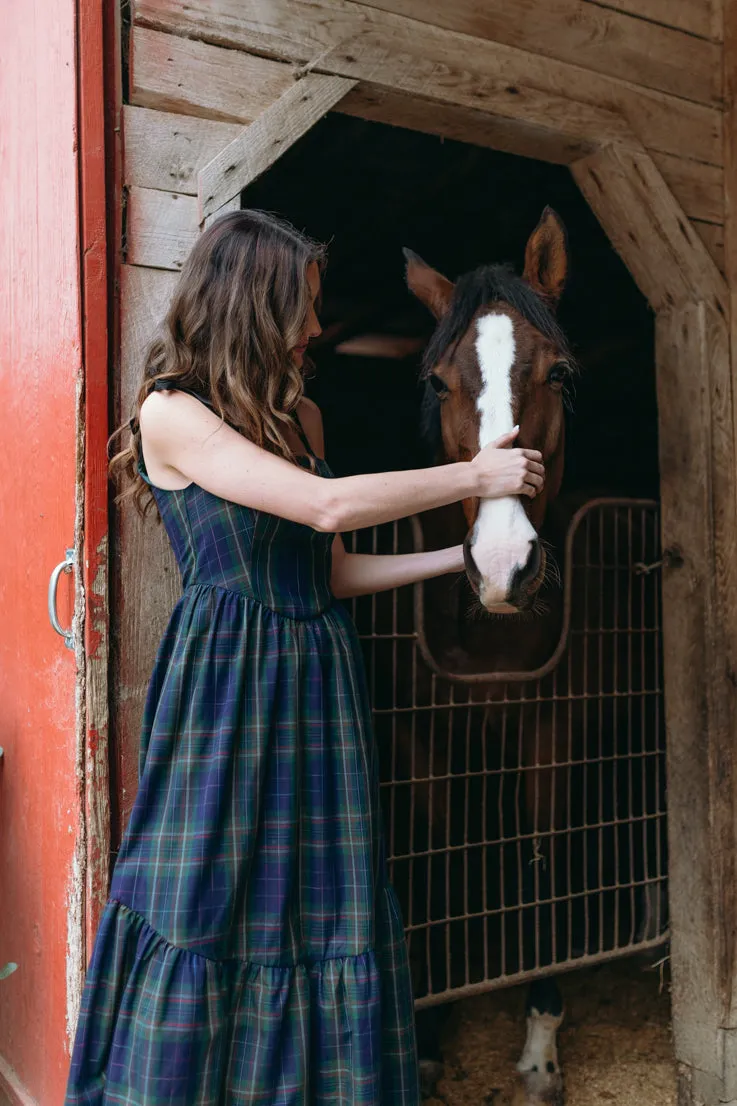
[203,192,241,229]
[656,303,737,1104]
[131,24,639,169]
[115,265,181,833]
[352,0,721,104]
[124,105,243,194]
[584,0,721,40]
[338,84,603,164]
[719,1,737,1088]
[130,25,296,123]
[199,75,357,219]
[693,219,725,274]
[132,0,723,166]
[651,151,724,225]
[571,145,727,315]
[126,185,199,271]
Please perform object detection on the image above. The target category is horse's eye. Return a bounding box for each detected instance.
[429,373,449,398]
[547,361,569,388]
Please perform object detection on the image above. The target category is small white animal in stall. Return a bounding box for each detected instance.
[513,980,565,1106]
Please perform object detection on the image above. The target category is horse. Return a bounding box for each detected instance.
[400,207,575,1103]
[336,208,665,1100]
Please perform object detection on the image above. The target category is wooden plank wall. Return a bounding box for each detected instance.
[127,0,726,272]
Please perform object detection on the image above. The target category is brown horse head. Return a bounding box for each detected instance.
[406,207,573,614]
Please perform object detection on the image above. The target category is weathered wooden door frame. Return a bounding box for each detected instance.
[190,66,736,1105]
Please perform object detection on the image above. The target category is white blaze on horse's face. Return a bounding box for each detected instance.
[469,310,537,612]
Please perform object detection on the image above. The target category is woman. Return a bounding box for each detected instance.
[66,210,544,1105]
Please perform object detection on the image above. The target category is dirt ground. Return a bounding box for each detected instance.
[426,957,676,1106]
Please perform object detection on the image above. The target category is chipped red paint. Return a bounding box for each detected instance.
[0,0,84,1101]
[78,0,112,955]
[0,0,113,1101]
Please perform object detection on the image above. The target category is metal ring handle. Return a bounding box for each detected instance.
[48,548,75,650]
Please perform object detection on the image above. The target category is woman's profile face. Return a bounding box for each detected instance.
[291,261,322,368]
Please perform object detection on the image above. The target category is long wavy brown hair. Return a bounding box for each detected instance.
[111,209,327,515]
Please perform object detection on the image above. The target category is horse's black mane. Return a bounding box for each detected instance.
[422,263,570,376]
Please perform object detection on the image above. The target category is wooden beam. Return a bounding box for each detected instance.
[656,302,737,1106]
[130,26,295,123]
[123,106,243,194]
[339,50,639,161]
[571,144,727,315]
[693,220,725,274]
[582,0,721,40]
[115,265,181,834]
[651,152,724,226]
[339,85,601,165]
[126,186,198,271]
[351,0,720,104]
[132,0,723,165]
[719,2,737,1095]
[198,75,357,221]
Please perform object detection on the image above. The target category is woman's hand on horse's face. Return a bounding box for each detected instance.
[470,428,545,500]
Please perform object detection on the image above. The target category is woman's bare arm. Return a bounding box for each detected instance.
[330,535,464,598]
[139,389,543,534]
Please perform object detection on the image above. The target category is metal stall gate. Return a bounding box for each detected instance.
[347,499,668,1006]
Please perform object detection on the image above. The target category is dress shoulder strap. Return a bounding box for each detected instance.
[152,380,216,410]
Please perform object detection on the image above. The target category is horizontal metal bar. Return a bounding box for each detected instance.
[389,812,667,861]
[414,932,670,1008]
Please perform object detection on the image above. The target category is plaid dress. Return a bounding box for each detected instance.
[65,392,419,1105]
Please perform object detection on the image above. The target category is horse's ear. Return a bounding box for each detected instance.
[404,248,454,319]
[523,208,568,308]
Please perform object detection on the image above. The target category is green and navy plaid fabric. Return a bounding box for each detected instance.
[65,390,419,1105]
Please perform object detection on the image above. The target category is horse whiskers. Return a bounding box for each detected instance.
[540,542,562,589]
[464,596,548,624]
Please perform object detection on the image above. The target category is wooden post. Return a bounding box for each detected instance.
[655,304,737,1106]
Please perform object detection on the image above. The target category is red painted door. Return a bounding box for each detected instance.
[0,0,109,1102]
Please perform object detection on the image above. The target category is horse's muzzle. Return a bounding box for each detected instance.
[464,536,546,613]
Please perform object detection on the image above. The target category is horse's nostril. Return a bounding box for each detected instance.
[510,539,542,598]
[463,536,481,594]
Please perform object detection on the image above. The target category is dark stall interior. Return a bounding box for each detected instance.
[243,112,658,499]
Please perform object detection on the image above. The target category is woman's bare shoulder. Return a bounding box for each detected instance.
[139,387,216,438]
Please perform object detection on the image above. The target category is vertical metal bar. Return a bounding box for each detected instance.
[463,685,471,986]
[492,702,501,979]
[549,667,558,967]
[582,512,591,956]
[389,523,399,885]
[653,508,664,933]
[626,510,636,946]
[597,508,605,955]
[612,507,621,949]
[639,509,649,947]
[425,674,437,996]
[515,694,526,971]
[445,681,455,991]
[566,596,574,965]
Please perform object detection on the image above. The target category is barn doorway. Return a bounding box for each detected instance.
[241,111,668,1019]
